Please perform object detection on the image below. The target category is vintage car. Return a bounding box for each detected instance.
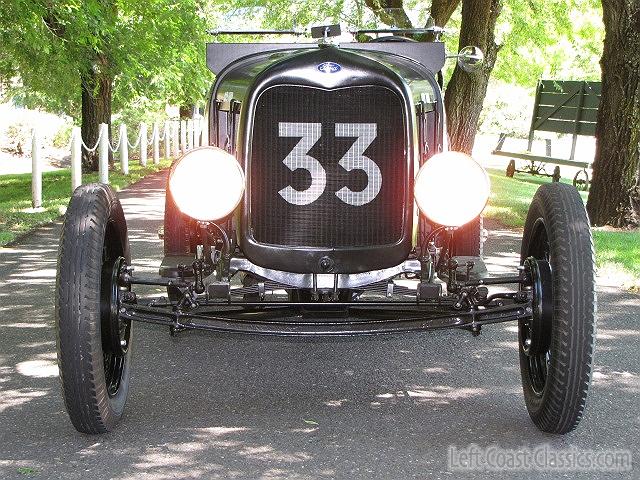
[55,25,596,435]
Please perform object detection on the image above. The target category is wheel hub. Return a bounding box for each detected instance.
[101,256,132,357]
[522,257,553,355]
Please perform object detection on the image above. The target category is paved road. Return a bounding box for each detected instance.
[1,171,638,480]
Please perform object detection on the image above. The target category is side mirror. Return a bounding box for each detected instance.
[457,46,484,73]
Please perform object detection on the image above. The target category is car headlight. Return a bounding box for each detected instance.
[169,147,245,222]
[414,151,490,227]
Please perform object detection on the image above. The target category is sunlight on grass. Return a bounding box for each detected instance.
[0,159,172,246]
[593,230,640,280]
[483,205,525,228]
[485,169,588,228]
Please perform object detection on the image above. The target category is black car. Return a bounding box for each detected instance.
[55,25,596,435]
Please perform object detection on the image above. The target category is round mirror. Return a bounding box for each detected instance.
[457,46,484,73]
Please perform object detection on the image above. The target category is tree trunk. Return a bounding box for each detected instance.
[430,0,460,26]
[631,162,640,221]
[444,0,502,154]
[586,0,640,227]
[80,55,113,171]
[364,0,413,28]
[179,105,195,119]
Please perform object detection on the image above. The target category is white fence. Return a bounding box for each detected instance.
[29,118,205,209]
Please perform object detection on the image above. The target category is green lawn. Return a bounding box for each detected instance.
[485,169,588,228]
[485,168,639,286]
[0,159,172,246]
[591,230,640,281]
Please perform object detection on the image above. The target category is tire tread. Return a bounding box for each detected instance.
[520,182,596,434]
[55,183,131,434]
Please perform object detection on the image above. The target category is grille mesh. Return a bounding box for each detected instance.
[250,85,405,248]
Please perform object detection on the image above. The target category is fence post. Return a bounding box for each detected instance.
[31,129,42,209]
[187,120,194,151]
[70,127,82,190]
[180,120,187,153]
[140,122,148,166]
[98,122,109,184]
[152,122,160,165]
[120,124,129,175]
[193,118,200,148]
[173,120,180,158]
[200,117,208,147]
[164,121,171,160]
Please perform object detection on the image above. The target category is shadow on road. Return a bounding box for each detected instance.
[0,171,638,479]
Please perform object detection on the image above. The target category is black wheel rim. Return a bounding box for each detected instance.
[104,351,126,397]
[521,219,553,397]
[99,226,131,398]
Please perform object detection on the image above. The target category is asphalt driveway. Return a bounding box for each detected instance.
[0,170,638,479]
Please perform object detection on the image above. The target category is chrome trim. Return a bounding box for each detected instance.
[229,258,421,289]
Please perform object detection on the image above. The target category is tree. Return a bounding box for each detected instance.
[364,0,412,27]
[363,0,502,154]
[218,0,347,30]
[0,0,209,170]
[444,0,502,154]
[430,0,459,27]
[489,1,601,87]
[586,0,640,227]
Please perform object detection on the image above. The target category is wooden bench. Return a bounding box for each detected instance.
[492,80,601,189]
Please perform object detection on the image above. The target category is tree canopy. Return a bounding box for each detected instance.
[0,0,210,123]
[0,0,604,120]
[214,0,603,87]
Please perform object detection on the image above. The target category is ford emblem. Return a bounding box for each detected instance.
[317,62,341,74]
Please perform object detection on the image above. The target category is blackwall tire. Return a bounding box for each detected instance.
[56,184,133,434]
[519,182,596,434]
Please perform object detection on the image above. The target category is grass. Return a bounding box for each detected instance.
[16,467,38,476]
[592,230,640,284]
[0,159,172,246]
[484,168,639,286]
[485,169,588,228]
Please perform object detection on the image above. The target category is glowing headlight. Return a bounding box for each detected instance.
[414,151,490,227]
[169,147,245,221]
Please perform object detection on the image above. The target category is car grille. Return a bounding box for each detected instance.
[249,85,406,248]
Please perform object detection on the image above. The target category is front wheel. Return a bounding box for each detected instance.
[56,184,133,433]
[519,182,596,434]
